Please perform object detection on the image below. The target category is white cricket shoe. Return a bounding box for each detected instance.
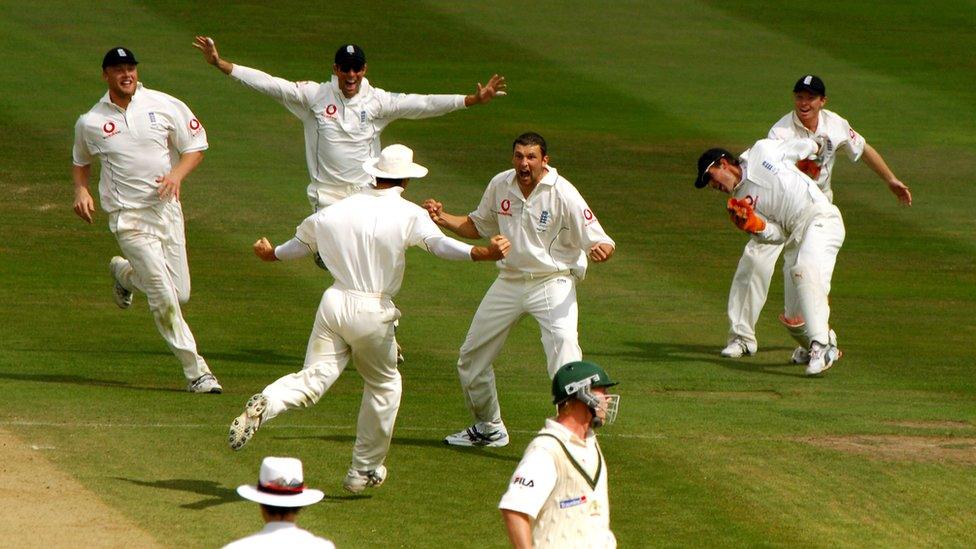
[187,373,222,394]
[229,393,268,450]
[720,338,757,358]
[343,465,387,493]
[109,256,133,309]
[793,330,838,365]
[444,422,510,447]
[805,341,841,376]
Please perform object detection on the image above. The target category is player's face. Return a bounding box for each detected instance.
[793,91,826,127]
[591,387,609,424]
[512,144,549,187]
[705,158,739,194]
[103,63,138,99]
[333,62,367,98]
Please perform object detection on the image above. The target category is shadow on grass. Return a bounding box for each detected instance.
[0,371,185,392]
[587,340,806,378]
[272,434,520,463]
[114,477,238,509]
[206,348,303,367]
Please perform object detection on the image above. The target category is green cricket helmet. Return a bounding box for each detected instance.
[551,361,620,427]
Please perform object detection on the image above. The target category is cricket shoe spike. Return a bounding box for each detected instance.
[229,394,268,450]
[343,465,387,493]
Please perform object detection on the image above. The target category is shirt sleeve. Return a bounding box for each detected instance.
[425,234,475,261]
[230,64,313,117]
[165,96,209,154]
[498,445,558,519]
[295,215,319,253]
[72,115,92,166]
[274,237,313,260]
[468,176,502,239]
[373,88,466,121]
[836,116,866,162]
[561,181,615,252]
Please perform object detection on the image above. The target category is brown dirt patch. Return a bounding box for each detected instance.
[884,420,974,430]
[0,429,161,548]
[799,434,976,464]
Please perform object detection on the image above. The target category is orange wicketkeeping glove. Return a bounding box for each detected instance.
[727,197,766,233]
[796,158,822,180]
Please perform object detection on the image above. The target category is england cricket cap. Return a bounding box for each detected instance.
[694,147,734,188]
[237,457,325,508]
[793,74,826,96]
[102,47,138,69]
[334,44,366,67]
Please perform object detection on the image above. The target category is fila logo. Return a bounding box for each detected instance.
[512,475,534,488]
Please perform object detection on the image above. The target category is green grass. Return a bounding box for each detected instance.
[1,0,975,546]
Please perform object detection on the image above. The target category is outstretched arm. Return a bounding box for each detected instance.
[193,36,233,75]
[253,237,312,262]
[464,74,507,107]
[861,143,912,206]
[423,199,482,239]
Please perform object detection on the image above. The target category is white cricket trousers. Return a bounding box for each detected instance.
[457,274,582,425]
[261,286,401,471]
[726,239,784,348]
[782,212,845,346]
[110,202,210,381]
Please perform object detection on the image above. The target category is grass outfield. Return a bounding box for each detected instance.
[2,0,975,546]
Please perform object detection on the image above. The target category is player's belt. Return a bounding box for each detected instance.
[330,283,392,301]
[498,269,571,281]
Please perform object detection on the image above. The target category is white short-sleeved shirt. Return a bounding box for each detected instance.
[468,167,615,282]
[768,108,866,196]
[735,139,841,244]
[230,65,465,189]
[294,186,446,296]
[223,521,335,549]
[72,83,207,212]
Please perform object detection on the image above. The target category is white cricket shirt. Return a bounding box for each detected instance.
[469,167,615,282]
[72,83,208,212]
[294,186,448,296]
[768,108,866,197]
[734,139,842,244]
[499,419,615,548]
[230,65,466,188]
[223,521,335,549]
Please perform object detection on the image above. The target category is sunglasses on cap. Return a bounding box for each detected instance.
[700,155,728,187]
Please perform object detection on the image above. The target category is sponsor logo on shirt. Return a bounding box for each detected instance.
[324,104,338,119]
[102,121,120,139]
[512,475,534,488]
[559,495,588,509]
[499,199,512,217]
[849,127,859,141]
[188,118,203,135]
[583,208,597,227]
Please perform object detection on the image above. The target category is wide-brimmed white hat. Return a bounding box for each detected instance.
[236,457,325,508]
[363,144,428,179]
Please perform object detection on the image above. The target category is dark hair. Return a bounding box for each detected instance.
[375,176,406,187]
[260,503,302,518]
[513,132,547,157]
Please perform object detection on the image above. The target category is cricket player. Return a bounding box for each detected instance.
[424,132,616,447]
[227,144,510,493]
[193,36,506,211]
[695,137,844,375]
[72,47,221,393]
[721,75,912,361]
[499,360,619,548]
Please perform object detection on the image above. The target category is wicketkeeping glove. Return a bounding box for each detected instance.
[727,197,767,234]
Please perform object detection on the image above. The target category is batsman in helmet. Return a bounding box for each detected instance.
[499,361,620,548]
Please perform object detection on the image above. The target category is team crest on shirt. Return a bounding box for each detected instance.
[558,495,587,509]
[535,210,551,231]
[101,121,120,139]
[360,110,367,124]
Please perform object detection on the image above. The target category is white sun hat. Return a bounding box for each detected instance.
[363,144,428,179]
[236,457,325,508]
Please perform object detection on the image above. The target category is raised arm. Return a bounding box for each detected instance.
[861,143,912,206]
[423,199,482,239]
[193,36,233,75]
[463,74,507,107]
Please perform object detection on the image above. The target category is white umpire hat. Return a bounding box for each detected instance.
[236,457,325,508]
[363,144,429,180]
